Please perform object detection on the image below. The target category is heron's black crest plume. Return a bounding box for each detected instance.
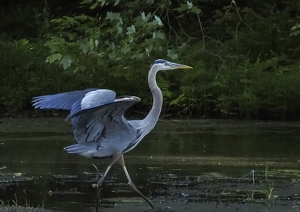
[150,59,167,67]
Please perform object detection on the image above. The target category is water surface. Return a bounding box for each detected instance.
[0,118,299,211]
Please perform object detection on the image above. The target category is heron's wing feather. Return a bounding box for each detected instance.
[32,88,98,110]
[68,89,117,125]
[69,96,141,144]
[79,89,117,110]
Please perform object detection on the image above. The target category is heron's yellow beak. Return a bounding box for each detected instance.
[175,65,193,69]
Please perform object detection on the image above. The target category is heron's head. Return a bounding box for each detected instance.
[150,59,192,71]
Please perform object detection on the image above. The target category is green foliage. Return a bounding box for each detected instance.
[0,4,51,43]
[1,0,300,119]
[290,23,300,36]
[45,7,166,72]
[171,1,300,119]
[0,38,96,113]
[0,39,46,112]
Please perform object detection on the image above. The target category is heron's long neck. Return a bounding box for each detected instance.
[142,69,162,130]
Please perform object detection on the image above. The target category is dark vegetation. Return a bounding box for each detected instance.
[0,0,300,119]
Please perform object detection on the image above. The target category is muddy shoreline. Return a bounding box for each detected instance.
[1,168,300,212]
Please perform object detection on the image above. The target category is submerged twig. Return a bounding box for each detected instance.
[0,166,7,171]
[92,164,100,172]
[238,169,255,184]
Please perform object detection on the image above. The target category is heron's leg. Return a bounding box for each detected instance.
[96,154,121,212]
[118,154,155,209]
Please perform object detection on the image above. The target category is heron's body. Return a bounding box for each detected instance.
[65,93,141,158]
[32,59,192,211]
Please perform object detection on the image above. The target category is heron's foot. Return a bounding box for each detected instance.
[97,177,105,187]
[95,181,102,212]
[92,175,104,188]
[95,173,106,212]
[92,172,104,182]
[128,181,155,209]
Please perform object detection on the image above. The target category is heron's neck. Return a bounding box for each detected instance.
[142,69,162,130]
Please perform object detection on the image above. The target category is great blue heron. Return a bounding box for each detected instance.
[32,59,192,211]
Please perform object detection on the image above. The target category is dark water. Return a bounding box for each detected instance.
[0,119,300,211]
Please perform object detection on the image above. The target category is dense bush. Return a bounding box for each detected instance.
[0,38,96,113]
[0,0,300,119]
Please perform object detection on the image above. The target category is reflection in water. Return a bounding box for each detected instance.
[0,119,300,211]
[135,131,300,159]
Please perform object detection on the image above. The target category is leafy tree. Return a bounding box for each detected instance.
[1,0,300,119]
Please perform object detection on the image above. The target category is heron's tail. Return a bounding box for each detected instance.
[64,144,95,158]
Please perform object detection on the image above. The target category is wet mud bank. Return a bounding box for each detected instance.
[1,168,300,212]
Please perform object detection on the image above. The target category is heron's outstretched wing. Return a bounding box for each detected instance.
[67,96,141,144]
[32,89,117,127]
[32,89,141,156]
[32,88,100,110]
